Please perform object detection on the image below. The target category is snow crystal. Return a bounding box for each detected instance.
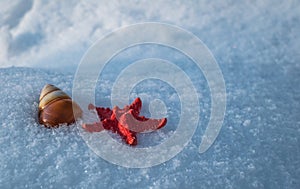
[243,120,251,127]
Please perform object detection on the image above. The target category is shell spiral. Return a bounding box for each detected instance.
[38,84,82,127]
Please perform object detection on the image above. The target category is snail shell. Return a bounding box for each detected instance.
[38,84,82,127]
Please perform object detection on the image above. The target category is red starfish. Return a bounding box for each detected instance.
[82,97,167,146]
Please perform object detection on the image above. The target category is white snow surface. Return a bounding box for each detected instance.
[0,0,300,188]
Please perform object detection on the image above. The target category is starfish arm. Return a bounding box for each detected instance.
[135,117,167,132]
[82,122,104,132]
[110,111,137,146]
[156,118,167,130]
[121,109,168,133]
[117,122,137,146]
[135,115,167,130]
[129,97,142,114]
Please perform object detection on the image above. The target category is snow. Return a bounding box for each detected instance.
[0,0,300,188]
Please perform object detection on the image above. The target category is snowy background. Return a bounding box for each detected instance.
[0,0,299,188]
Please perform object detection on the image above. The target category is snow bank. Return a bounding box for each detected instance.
[0,64,299,188]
